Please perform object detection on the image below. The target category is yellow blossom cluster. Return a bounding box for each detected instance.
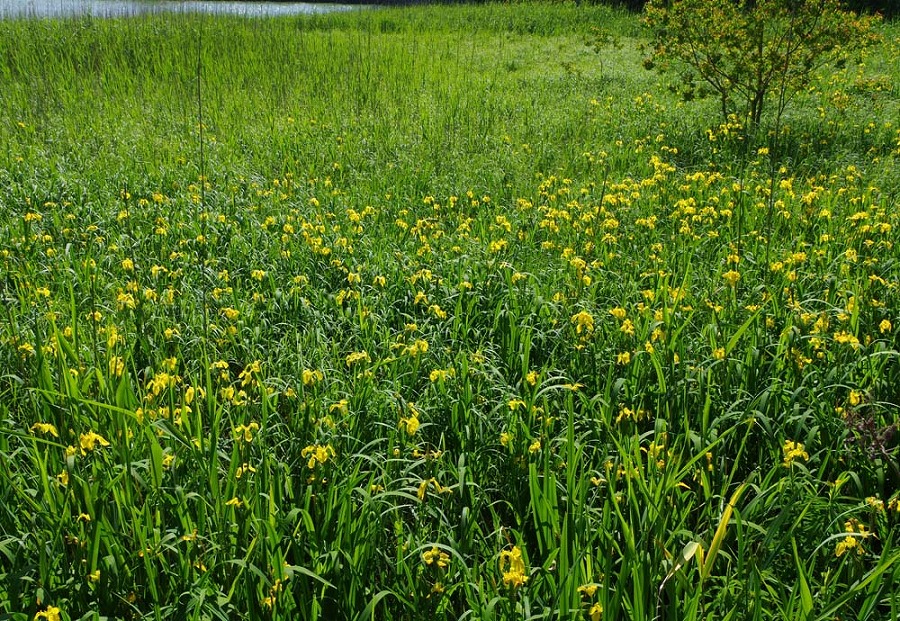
[498,545,529,589]
[835,519,871,557]
[422,546,450,569]
[301,444,335,470]
[782,441,809,467]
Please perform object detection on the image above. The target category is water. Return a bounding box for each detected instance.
[0,0,364,19]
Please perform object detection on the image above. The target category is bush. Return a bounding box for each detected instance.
[643,0,881,129]
[588,0,897,17]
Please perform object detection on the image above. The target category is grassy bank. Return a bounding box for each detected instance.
[1,4,899,620]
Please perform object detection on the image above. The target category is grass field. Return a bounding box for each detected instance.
[1,3,899,619]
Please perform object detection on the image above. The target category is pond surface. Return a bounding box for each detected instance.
[0,0,364,19]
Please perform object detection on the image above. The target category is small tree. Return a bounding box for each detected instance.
[643,0,880,129]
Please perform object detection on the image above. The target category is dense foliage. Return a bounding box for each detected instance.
[582,0,898,19]
[643,0,880,127]
[1,4,899,620]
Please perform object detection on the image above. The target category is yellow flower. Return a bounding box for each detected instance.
[30,422,59,437]
[499,546,529,589]
[525,370,539,386]
[422,546,450,569]
[578,583,598,598]
[844,518,870,537]
[238,360,262,387]
[109,356,125,377]
[616,406,635,424]
[231,390,247,406]
[345,351,371,367]
[782,440,809,467]
[404,339,429,357]
[116,291,136,310]
[609,307,626,321]
[834,520,869,558]
[835,535,859,557]
[880,319,892,334]
[429,368,454,383]
[233,461,255,479]
[528,439,541,454]
[616,351,631,365]
[500,432,512,447]
[33,606,62,621]
[489,239,508,253]
[712,347,725,360]
[866,496,884,512]
[589,602,603,621]
[301,369,324,386]
[722,270,741,286]
[233,422,259,443]
[508,399,526,412]
[833,331,860,350]
[400,416,420,436]
[417,477,450,501]
[79,431,110,452]
[571,311,594,336]
[301,444,335,469]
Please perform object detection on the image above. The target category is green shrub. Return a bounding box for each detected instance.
[644,0,880,129]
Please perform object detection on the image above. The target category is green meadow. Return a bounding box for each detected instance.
[1,3,899,619]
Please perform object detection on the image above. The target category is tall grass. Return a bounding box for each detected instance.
[1,4,899,620]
